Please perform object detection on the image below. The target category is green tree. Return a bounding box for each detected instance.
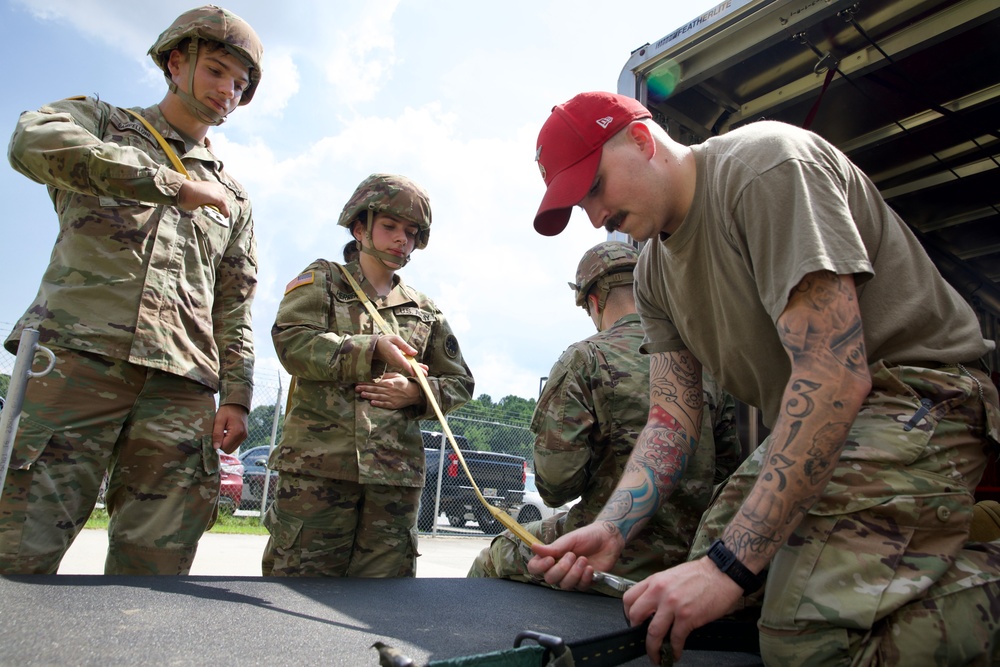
[421,393,536,458]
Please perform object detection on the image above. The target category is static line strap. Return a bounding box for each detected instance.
[123,108,188,175]
[334,262,539,547]
[122,108,226,225]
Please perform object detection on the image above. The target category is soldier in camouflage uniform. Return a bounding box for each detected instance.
[0,6,263,575]
[467,241,742,592]
[527,92,1000,665]
[263,173,474,578]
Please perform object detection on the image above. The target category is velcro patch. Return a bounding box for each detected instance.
[284,271,315,294]
[111,114,155,143]
[445,334,460,359]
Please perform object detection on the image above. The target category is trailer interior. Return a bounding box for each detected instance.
[619,0,1000,493]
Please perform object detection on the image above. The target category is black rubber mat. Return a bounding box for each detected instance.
[0,575,763,665]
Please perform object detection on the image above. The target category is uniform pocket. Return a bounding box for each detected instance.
[263,504,304,551]
[762,491,972,632]
[8,418,54,471]
[190,207,231,267]
[200,436,220,477]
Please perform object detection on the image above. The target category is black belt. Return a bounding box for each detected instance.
[515,608,761,667]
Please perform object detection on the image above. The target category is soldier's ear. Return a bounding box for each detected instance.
[587,293,601,316]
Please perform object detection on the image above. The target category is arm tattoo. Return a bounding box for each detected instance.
[725,272,867,563]
[649,352,703,430]
[603,405,695,542]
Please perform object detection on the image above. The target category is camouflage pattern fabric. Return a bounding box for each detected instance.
[0,347,220,575]
[262,473,420,577]
[266,259,473,576]
[148,5,264,105]
[337,173,432,249]
[692,362,1000,665]
[269,259,473,486]
[468,315,742,587]
[6,97,257,409]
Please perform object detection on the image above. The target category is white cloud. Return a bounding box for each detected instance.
[2,0,721,401]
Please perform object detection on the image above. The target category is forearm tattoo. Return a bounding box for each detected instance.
[603,407,696,542]
[728,272,867,563]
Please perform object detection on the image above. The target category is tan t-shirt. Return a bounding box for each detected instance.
[635,121,992,427]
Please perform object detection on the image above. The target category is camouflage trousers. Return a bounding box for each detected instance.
[0,347,220,575]
[691,362,1000,666]
[262,472,420,577]
[467,514,559,582]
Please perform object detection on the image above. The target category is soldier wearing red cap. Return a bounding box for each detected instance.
[526,92,1000,665]
[0,6,263,575]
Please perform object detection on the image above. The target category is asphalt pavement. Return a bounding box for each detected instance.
[60,527,494,577]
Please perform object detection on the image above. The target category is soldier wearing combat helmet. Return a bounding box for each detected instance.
[264,173,474,578]
[1,6,263,575]
[148,4,263,125]
[468,241,742,591]
[337,173,432,269]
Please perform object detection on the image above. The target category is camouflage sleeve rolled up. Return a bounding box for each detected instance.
[8,97,187,204]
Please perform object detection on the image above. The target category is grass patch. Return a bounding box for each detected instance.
[84,506,268,535]
[210,512,269,535]
[86,507,110,530]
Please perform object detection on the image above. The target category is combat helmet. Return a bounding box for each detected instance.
[149,5,264,125]
[338,174,432,269]
[569,241,639,313]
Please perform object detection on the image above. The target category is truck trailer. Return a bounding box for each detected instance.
[618,0,1000,493]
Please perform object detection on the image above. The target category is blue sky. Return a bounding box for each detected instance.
[0,0,719,404]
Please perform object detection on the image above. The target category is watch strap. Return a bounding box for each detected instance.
[707,539,766,594]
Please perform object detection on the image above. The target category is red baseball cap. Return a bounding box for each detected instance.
[533,92,651,236]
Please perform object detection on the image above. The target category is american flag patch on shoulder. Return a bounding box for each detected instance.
[285,271,315,294]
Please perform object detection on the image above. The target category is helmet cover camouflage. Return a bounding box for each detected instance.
[148,5,263,105]
[569,241,639,309]
[338,174,432,249]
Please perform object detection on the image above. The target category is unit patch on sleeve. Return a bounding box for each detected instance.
[284,271,315,294]
[445,334,460,359]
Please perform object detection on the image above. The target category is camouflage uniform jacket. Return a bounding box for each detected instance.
[6,97,257,408]
[271,259,474,487]
[532,314,740,579]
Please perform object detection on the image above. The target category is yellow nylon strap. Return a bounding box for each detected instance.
[123,108,188,175]
[122,108,227,224]
[335,263,539,546]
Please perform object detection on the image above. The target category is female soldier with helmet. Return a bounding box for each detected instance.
[264,174,475,578]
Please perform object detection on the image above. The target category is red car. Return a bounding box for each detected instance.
[219,451,244,514]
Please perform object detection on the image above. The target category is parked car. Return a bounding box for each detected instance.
[219,451,244,514]
[419,430,526,534]
[515,472,578,524]
[238,445,278,511]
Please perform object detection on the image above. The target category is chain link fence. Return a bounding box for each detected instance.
[0,324,534,536]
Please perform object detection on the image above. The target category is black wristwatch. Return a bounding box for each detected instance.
[707,539,766,594]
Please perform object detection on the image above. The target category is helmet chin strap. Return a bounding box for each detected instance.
[359,210,411,269]
[167,38,228,126]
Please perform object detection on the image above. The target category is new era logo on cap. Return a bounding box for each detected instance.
[533,92,652,236]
